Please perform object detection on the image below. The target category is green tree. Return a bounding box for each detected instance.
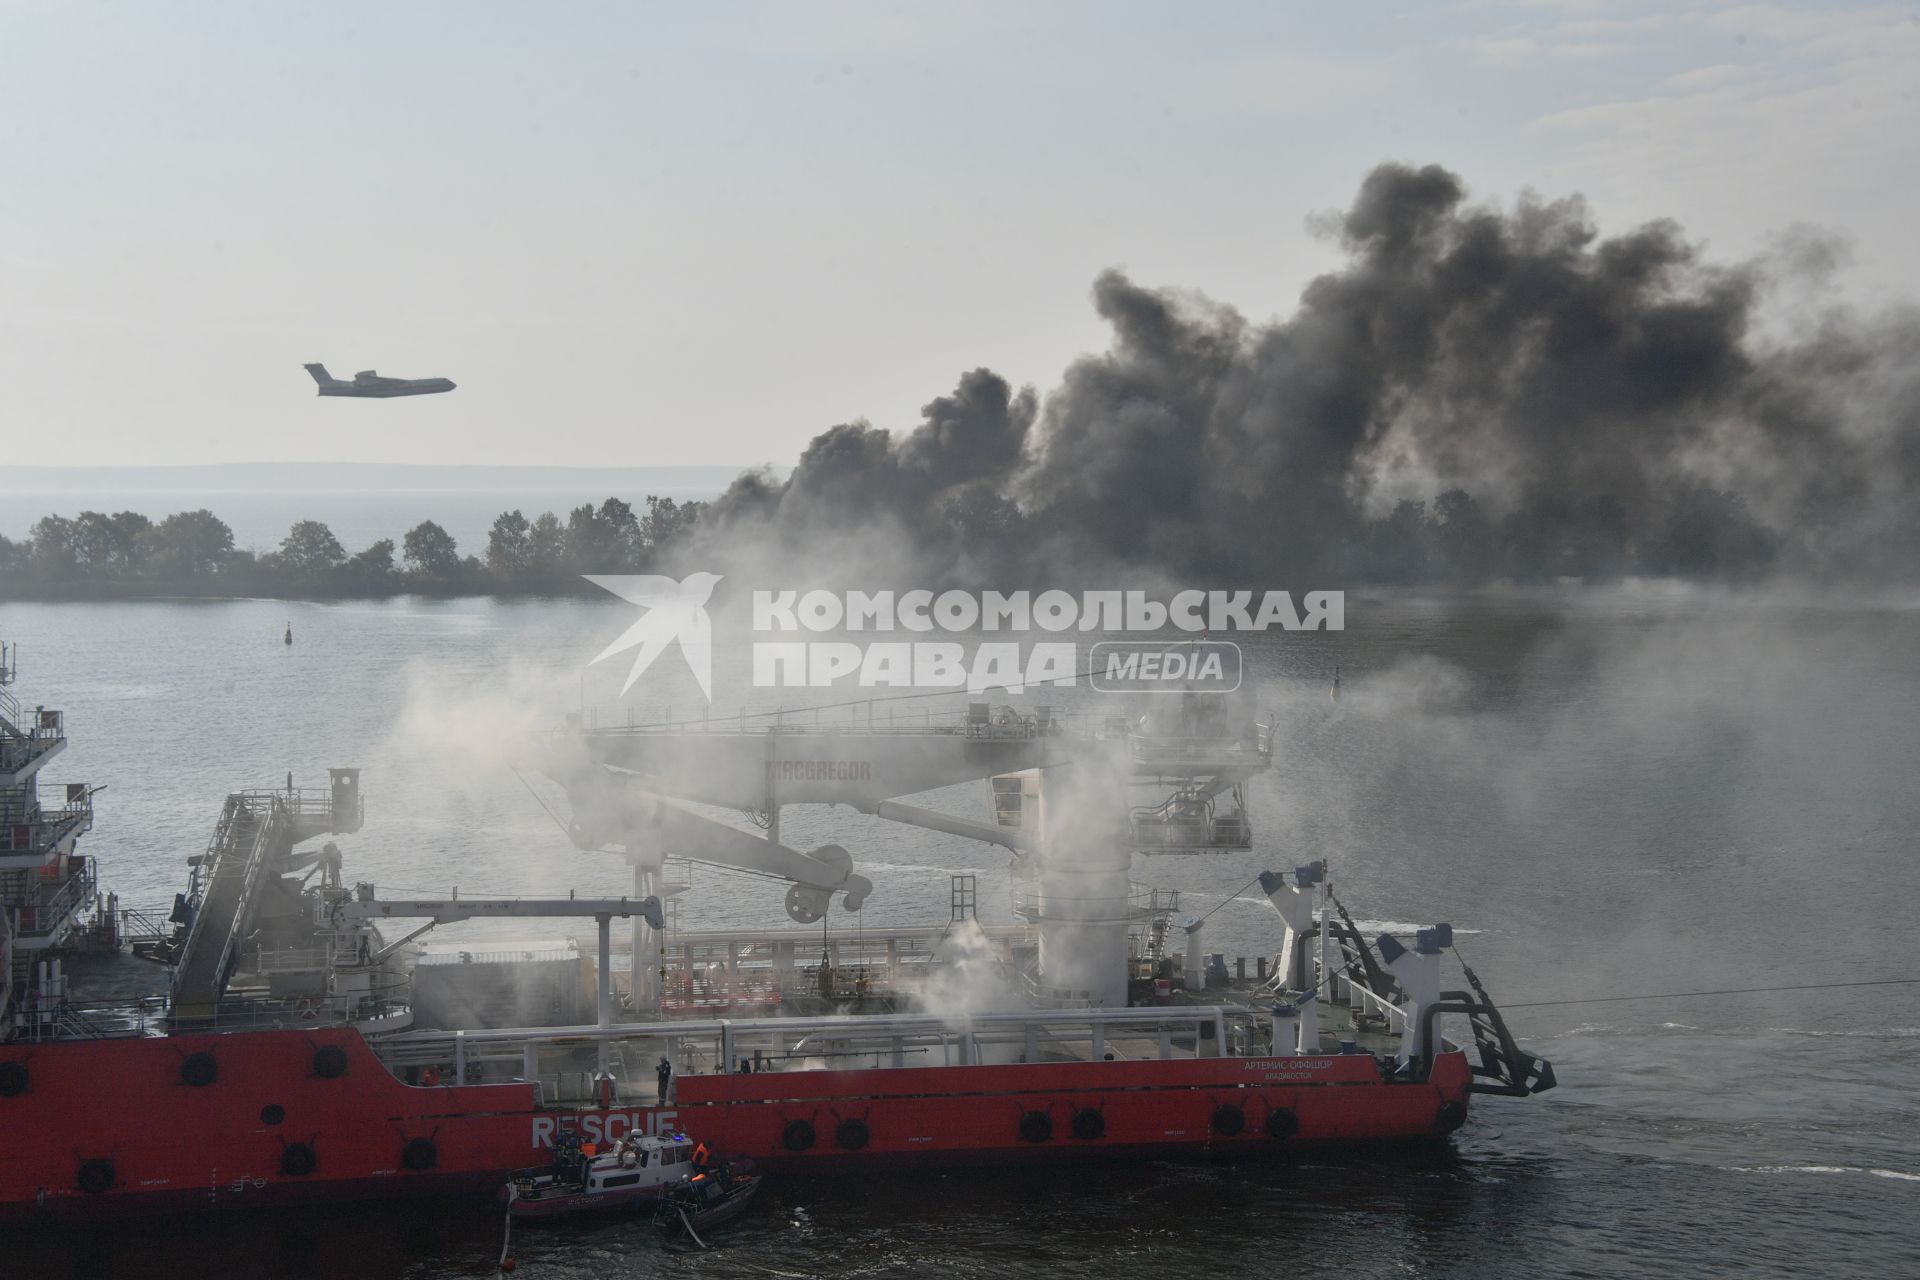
[280,520,347,575]
[27,515,78,573]
[72,510,152,573]
[403,520,461,578]
[528,511,564,577]
[151,509,236,577]
[486,509,532,577]
[641,495,705,549]
[344,538,398,583]
[598,497,640,562]
[563,503,604,572]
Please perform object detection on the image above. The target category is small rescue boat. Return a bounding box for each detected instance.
[653,1163,762,1245]
[504,1130,702,1219]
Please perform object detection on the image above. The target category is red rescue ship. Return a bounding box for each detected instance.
[0,643,1552,1220]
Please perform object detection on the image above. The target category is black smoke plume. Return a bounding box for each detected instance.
[696,163,1920,584]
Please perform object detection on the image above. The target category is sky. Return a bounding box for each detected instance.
[2,0,1917,471]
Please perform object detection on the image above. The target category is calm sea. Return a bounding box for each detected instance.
[2,587,1916,1278]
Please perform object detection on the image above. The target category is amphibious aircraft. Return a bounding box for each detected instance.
[304,363,456,397]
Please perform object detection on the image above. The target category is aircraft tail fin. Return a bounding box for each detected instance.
[304,363,342,386]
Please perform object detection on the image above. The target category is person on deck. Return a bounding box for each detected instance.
[656,1056,672,1101]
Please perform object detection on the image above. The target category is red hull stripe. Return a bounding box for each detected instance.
[0,1029,1470,1219]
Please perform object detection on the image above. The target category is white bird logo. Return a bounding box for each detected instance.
[584,572,724,701]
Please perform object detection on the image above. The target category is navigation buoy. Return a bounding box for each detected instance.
[284,623,293,646]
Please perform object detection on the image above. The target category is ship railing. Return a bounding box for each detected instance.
[254,944,335,972]
[1011,882,1178,924]
[0,692,64,749]
[165,1000,341,1033]
[571,705,1136,742]
[8,995,163,1042]
[370,1005,1247,1091]
[1126,730,1272,766]
[168,991,413,1035]
[1339,973,1408,1033]
[0,798,95,859]
[236,787,337,819]
[118,905,179,960]
[417,943,579,967]
[10,856,96,938]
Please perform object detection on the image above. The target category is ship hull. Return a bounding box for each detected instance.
[0,1027,1471,1221]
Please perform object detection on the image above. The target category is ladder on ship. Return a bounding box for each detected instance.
[169,795,289,1020]
[166,774,362,1022]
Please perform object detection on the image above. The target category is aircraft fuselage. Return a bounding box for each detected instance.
[305,363,455,397]
[314,377,457,398]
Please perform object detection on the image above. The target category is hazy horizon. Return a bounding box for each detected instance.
[0,461,752,492]
[5,3,1917,471]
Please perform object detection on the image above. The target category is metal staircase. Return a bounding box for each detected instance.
[168,773,363,1022]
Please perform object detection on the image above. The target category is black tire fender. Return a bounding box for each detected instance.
[1019,1109,1053,1144]
[834,1118,870,1151]
[1070,1108,1105,1141]
[1211,1103,1246,1138]
[280,1141,318,1177]
[180,1052,218,1088]
[782,1118,817,1152]
[77,1158,115,1195]
[312,1044,350,1079]
[1265,1107,1299,1140]
[402,1137,438,1171]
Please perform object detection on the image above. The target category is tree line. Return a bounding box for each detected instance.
[0,482,1779,601]
[0,496,705,598]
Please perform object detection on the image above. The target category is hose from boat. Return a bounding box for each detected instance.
[496,1181,515,1275]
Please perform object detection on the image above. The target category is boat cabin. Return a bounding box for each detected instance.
[583,1132,696,1188]
[510,1130,699,1208]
